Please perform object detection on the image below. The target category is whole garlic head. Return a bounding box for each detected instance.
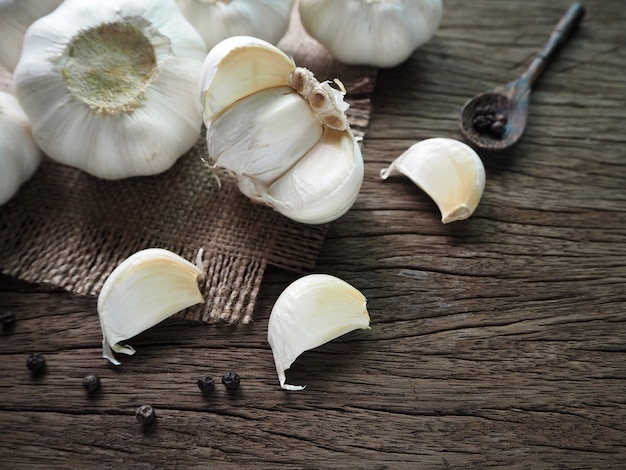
[0,0,63,72]
[199,36,364,225]
[13,0,207,180]
[299,0,443,67]
[0,91,42,205]
[175,0,295,49]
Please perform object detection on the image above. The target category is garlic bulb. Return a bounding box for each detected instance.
[0,91,42,205]
[267,274,370,390]
[175,0,295,49]
[299,0,443,67]
[13,0,207,180]
[0,0,63,72]
[199,36,364,224]
[98,248,205,365]
[380,138,486,223]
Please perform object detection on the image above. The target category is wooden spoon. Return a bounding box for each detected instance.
[459,3,586,151]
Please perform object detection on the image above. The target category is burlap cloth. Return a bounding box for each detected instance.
[0,7,377,324]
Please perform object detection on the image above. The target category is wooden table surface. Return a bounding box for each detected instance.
[1,0,625,468]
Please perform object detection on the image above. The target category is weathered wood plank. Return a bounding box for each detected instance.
[1,0,625,467]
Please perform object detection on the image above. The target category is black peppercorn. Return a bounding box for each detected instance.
[26,353,46,374]
[0,310,15,328]
[490,120,505,137]
[135,405,156,425]
[472,114,492,133]
[82,374,101,393]
[222,371,240,390]
[197,375,215,392]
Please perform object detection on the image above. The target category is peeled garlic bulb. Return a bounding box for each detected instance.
[13,0,207,180]
[267,274,370,390]
[299,0,443,67]
[0,0,63,72]
[98,248,205,365]
[200,36,364,224]
[175,0,295,49]
[0,91,42,205]
[380,138,486,223]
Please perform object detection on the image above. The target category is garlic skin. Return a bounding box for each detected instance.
[267,274,370,391]
[0,91,42,205]
[98,248,205,365]
[13,0,207,180]
[200,36,364,225]
[380,138,486,223]
[0,0,63,72]
[299,0,443,68]
[175,0,295,49]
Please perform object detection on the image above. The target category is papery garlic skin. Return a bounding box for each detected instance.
[299,0,443,68]
[200,36,364,225]
[0,0,63,72]
[267,274,370,391]
[380,137,486,223]
[0,91,42,205]
[13,0,207,180]
[175,0,295,49]
[98,248,205,365]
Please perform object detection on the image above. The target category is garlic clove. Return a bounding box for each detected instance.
[299,0,443,68]
[207,87,324,187]
[199,35,296,122]
[261,127,364,224]
[267,274,370,391]
[98,248,205,365]
[0,91,42,205]
[380,137,486,223]
[175,0,295,50]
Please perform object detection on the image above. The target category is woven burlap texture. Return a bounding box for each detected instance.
[0,8,377,324]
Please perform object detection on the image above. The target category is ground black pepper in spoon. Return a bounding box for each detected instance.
[459,3,585,151]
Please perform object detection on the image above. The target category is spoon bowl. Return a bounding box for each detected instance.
[459,3,585,151]
[460,88,528,151]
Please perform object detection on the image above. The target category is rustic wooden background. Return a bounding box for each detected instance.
[1,0,625,468]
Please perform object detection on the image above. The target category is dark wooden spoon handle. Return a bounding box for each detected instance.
[523,3,586,88]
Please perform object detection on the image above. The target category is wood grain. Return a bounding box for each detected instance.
[1,0,625,468]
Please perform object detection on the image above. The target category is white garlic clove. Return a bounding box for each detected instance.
[267,274,370,391]
[13,0,207,180]
[175,0,295,50]
[299,0,443,68]
[98,248,205,365]
[0,91,42,205]
[0,0,64,72]
[261,128,364,224]
[199,35,296,122]
[206,87,323,187]
[380,137,486,223]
